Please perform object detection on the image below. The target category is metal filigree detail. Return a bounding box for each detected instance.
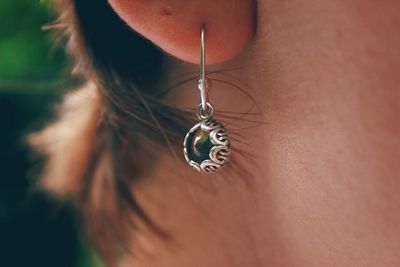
[183,118,231,174]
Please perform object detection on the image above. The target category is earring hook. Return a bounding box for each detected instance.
[198,26,208,112]
[200,26,205,85]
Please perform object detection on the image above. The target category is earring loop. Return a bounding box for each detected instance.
[196,103,214,120]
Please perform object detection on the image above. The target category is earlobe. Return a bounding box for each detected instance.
[108,0,256,64]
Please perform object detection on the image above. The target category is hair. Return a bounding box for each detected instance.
[29,0,257,265]
[29,0,191,263]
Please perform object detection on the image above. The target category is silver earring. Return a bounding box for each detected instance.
[183,27,231,174]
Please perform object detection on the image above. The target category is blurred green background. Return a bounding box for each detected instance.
[0,0,103,266]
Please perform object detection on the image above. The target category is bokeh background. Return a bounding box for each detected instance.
[0,1,103,266]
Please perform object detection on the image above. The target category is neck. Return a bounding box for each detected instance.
[125,1,400,266]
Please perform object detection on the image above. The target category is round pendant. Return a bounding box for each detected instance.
[183,119,231,173]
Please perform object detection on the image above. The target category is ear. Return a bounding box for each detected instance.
[108,0,256,64]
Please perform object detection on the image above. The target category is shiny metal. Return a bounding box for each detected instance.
[198,27,208,113]
[183,26,231,174]
[196,103,214,120]
[183,119,231,173]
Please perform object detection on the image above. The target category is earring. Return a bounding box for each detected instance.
[183,27,231,174]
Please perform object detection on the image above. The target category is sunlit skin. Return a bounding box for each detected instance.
[108,0,400,266]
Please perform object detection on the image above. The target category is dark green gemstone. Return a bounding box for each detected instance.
[187,128,214,164]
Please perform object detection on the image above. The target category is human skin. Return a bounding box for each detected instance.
[109,0,400,266]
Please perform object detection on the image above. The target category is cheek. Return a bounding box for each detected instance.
[108,0,257,64]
